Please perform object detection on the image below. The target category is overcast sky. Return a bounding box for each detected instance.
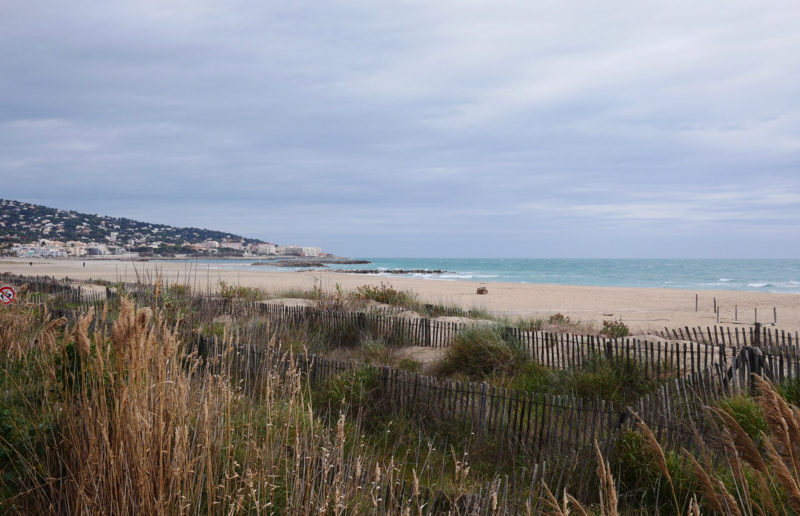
[2,1,799,258]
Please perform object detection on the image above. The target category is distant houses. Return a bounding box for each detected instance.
[8,240,132,258]
[5,238,326,259]
[195,240,323,257]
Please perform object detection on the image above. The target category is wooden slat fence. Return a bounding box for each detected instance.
[658,324,800,348]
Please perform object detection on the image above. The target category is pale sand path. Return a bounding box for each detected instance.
[2,258,799,333]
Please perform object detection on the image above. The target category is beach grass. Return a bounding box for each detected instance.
[5,274,800,514]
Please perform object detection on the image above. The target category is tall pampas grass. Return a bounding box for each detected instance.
[1,294,502,514]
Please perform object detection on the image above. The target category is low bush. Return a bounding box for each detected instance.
[600,319,630,338]
[396,357,422,373]
[217,279,264,300]
[432,325,526,381]
[313,365,388,429]
[312,282,352,311]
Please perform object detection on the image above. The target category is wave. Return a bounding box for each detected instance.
[718,278,732,282]
[748,282,773,288]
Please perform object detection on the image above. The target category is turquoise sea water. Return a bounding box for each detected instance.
[177,258,800,294]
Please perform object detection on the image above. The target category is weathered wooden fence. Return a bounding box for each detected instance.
[658,324,800,348]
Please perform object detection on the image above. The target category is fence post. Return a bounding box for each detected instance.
[425,318,431,347]
[479,382,489,432]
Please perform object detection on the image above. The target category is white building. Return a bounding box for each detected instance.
[276,245,323,257]
[254,243,277,255]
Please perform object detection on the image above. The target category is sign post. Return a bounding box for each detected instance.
[0,286,16,305]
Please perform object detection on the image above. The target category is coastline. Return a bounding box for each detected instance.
[3,257,800,333]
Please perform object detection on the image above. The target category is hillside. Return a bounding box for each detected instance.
[0,199,263,251]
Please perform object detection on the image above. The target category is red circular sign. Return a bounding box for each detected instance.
[0,286,16,305]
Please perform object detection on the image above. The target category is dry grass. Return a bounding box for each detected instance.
[592,375,800,515]
[11,275,800,514]
[0,295,510,514]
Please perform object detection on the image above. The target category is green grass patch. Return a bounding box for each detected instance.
[507,352,663,405]
[432,325,527,381]
[613,429,696,513]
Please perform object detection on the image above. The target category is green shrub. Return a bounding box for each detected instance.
[614,429,695,513]
[600,319,630,338]
[432,325,526,381]
[312,283,351,311]
[217,280,263,300]
[396,358,422,373]
[313,365,387,429]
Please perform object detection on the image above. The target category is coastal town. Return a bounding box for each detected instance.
[0,199,324,259]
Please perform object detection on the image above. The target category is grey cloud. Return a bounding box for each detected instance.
[2,0,799,257]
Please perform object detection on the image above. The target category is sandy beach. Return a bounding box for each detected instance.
[2,257,799,333]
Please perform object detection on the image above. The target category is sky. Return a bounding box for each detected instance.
[2,1,799,258]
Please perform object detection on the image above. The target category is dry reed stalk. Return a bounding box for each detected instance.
[710,406,768,474]
[74,307,93,356]
[539,483,565,516]
[688,495,701,516]
[763,438,800,512]
[718,428,753,515]
[754,375,796,469]
[682,449,724,513]
[717,480,744,516]
[594,440,618,516]
[750,467,780,516]
[564,491,589,516]
[630,410,679,513]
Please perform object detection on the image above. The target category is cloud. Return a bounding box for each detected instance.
[1,0,799,257]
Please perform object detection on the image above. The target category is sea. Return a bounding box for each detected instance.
[171,258,800,294]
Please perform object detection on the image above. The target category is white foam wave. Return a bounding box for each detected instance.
[748,282,772,288]
[718,278,732,282]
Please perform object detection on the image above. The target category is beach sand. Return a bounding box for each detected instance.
[3,258,799,333]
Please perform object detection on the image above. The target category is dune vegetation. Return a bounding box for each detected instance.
[2,274,800,514]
